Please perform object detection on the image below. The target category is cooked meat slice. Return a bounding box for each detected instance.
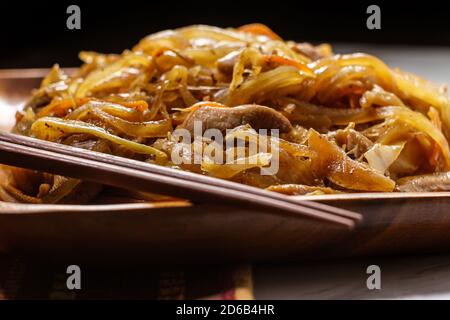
[217,51,241,74]
[180,104,293,136]
[395,172,450,192]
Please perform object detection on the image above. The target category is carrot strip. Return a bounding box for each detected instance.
[38,98,149,118]
[118,100,149,113]
[179,101,229,113]
[262,55,314,75]
[37,98,90,117]
[237,23,282,41]
[171,101,230,125]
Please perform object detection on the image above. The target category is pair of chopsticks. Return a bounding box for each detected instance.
[0,132,361,228]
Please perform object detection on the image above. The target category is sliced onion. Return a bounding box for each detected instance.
[31,117,167,163]
[202,153,272,179]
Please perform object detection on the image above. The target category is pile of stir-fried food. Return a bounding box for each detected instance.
[2,24,450,204]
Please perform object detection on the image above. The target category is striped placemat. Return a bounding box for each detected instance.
[0,253,253,300]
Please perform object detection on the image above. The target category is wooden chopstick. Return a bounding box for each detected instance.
[0,132,360,221]
[0,132,360,227]
[0,140,354,227]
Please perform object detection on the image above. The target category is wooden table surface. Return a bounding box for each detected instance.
[254,254,450,299]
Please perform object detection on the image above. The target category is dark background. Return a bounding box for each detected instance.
[1,0,450,68]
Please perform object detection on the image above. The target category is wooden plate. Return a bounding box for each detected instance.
[1,69,450,264]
